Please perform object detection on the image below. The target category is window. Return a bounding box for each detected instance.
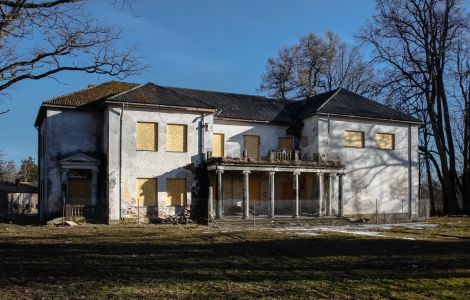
[136,178,157,206]
[376,133,395,150]
[278,137,294,151]
[344,130,365,148]
[244,135,260,159]
[167,124,187,152]
[212,133,224,157]
[136,122,158,151]
[166,178,187,206]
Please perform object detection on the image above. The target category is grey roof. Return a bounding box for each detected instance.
[108,83,214,109]
[165,86,300,125]
[296,88,421,123]
[0,181,38,193]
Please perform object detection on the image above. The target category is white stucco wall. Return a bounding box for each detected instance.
[311,115,419,216]
[300,115,319,160]
[213,119,290,159]
[107,105,213,221]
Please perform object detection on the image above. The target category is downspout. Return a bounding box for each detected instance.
[408,123,412,219]
[119,104,124,221]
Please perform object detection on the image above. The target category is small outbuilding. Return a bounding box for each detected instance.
[0,181,38,219]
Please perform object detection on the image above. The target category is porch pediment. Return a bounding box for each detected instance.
[59,153,101,170]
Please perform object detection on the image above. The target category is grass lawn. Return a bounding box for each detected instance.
[0,217,469,299]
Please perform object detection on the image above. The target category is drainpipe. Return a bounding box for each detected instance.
[408,123,412,219]
[199,113,206,164]
[119,104,124,221]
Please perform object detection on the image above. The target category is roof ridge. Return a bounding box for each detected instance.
[107,82,149,100]
[314,88,342,112]
[43,81,131,104]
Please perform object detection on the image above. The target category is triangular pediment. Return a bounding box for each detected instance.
[60,153,101,165]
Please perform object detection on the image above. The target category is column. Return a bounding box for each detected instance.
[91,169,99,206]
[269,171,275,218]
[242,170,251,219]
[337,173,344,217]
[293,171,300,218]
[216,170,224,219]
[327,174,334,216]
[208,180,214,219]
[318,173,324,216]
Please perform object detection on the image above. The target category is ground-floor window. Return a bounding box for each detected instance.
[136,178,157,206]
[166,178,187,206]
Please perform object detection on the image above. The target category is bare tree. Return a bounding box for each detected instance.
[259,32,379,99]
[359,0,469,214]
[0,0,143,99]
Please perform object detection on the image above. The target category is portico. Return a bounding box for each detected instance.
[207,156,344,220]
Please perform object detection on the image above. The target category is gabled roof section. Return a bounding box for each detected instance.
[108,83,214,110]
[296,88,421,123]
[165,86,300,125]
[43,81,137,107]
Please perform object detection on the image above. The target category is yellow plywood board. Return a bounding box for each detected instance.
[136,178,157,206]
[212,133,224,157]
[68,178,90,205]
[166,178,187,206]
[137,122,157,151]
[376,133,394,150]
[244,135,260,159]
[344,130,364,148]
[167,124,187,152]
[278,137,294,151]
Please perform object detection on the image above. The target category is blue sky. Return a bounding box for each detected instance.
[0,0,375,163]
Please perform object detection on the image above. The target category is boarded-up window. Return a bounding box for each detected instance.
[244,135,260,159]
[137,122,158,151]
[249,179,262,204]
[213,133,224,157]
[68,178,90,205]
[167,124,187,152]
[376,133,395,150]
[344,130,365,148]
[278,137,294,151]
[136,178,157,206]
[166,178,187,206]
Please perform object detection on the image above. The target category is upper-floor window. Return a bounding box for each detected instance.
[136,122,158,151]
[244,135,260,159]
[278,136,294,152]
[344,130,365,148]
[167,124,187,152]
[212,133,224,157]
[376,133,395,150]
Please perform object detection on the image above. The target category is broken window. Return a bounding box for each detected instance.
[167,124,187,152]
[212,133,224,157]
[136,178,157,206]
[166,178,187,206]
[344,130,365,148]
[136,122,158,151]
[376,133,395,150]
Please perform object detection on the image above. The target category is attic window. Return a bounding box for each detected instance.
[344,130,365,148]
[376,133,395,150]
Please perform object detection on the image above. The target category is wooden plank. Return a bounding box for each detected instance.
[278,137,294,151]
[167,124,187,152]
[137,122,157,151]
[344,130,364,148]
[136,178,157,206]
[68,178,90,205]
[212,133,224,157]
[166,178,187,206]
[244,135,260,159]
[376,133,394,150]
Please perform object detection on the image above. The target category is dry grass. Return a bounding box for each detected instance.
[0,217,469,299]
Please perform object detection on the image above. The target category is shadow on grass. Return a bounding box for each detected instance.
[1,235,469,287]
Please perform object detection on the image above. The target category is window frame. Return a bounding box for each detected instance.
[136,122,158,152]
[166,124,188,153]
[343,130,365,149]
[375,132,395,150]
